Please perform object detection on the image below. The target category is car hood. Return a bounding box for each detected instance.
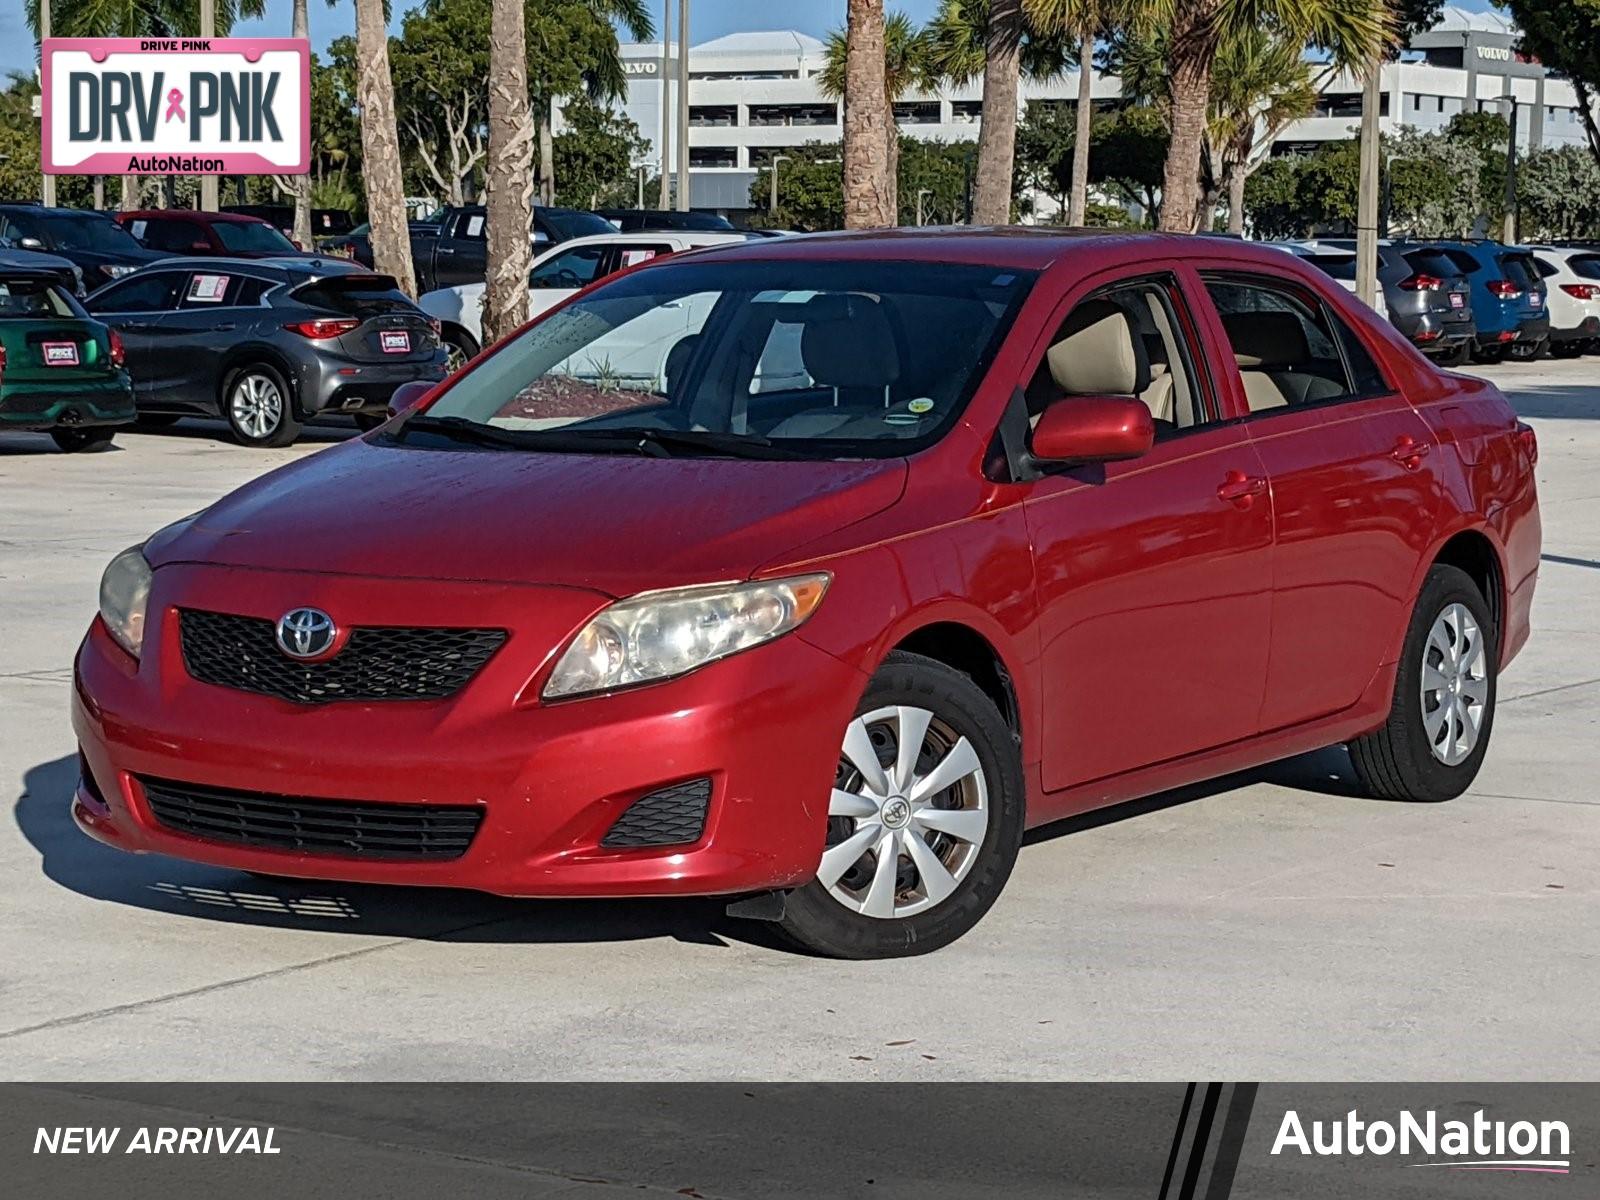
[151,437,908,594]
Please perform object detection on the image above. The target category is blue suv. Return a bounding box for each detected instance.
[1425,241,1550,362]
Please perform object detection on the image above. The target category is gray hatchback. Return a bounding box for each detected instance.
[86,256,446,446]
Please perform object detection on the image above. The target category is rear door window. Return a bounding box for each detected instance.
[530,244,610,290]
[86,271,184,313]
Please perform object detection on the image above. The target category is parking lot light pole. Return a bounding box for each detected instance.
[657,0,671,208]
[675,0,690,212]
[1355,55,1382,312]
[769,154,790,214]
[1501,94,1519,244]
[199,0,218,212]
[39,0,55,208]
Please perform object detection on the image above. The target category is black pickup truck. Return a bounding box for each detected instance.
[343,205,616,292]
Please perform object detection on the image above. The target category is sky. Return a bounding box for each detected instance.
[1,0,1502,84]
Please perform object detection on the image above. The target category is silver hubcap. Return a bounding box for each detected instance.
[444,341,469,374]
[820,705,989,919]
[230,373,283,439]
[1421,602,1489,766]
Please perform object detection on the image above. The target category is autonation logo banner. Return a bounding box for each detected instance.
[1272,1108,1572,1174]
[41,38,309,176]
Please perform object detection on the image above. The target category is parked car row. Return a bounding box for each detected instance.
[1278,237,1597,365]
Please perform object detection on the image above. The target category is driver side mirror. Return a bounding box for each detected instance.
[385,380,434,419]
[17,236,44,250]
[1029,395,1154,465]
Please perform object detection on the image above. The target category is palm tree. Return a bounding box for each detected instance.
[842,0,895,228]
[1024,0,1122,226]
[529,0,653,206]
[25,0,264,210]
[1209,26,1316,233]
[1151,0,1392,233]
[269,0,314,249]
[350,0,414,293]
[482,0,533,343]
[925,0,1069,224]
[822,12,937,223]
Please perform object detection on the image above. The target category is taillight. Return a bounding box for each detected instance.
[108,328,125,366]
[1515,420,1538,466]
[1400,273,1442,291]
[1561,283,1600,300]
[1486,279,1522,299]
[284,318,360,339]
[427,317,441,336]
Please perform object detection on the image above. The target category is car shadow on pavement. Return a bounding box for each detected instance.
[0,435,126,456]
[120,417,360,445]
[1500,383,1600,421]
[14,754,746,950]
[1023,745,1365,846]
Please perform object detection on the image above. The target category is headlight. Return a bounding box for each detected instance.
[544,573,830,699]
[98,545,153,658]
[103,264,136,279]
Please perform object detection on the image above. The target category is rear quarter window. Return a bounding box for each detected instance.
[1570,254,1600,281]
[1402,249,1461,279]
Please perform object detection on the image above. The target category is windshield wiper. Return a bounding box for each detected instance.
[400,415,807,459]
[600,427,810,460]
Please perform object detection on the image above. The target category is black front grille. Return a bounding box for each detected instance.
[601,778,712,848]
[141,776,482,860]
[178,608,505,705]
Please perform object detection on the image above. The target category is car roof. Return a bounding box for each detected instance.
[129,255,372,278]
[675,227,1315,273]
[0,204,116,218]
[119,209,272,224]
[551,230,750,250]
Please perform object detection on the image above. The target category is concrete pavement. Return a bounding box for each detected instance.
[1,364,1595,1081]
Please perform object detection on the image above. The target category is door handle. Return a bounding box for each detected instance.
[1390,435,1432,469]
[214,322,237,332]
[1217,470,1268,507]
[437,246,456,255]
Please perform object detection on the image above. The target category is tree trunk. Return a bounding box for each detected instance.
[885,86,900,224]
[1226,166,1246,236]
[92,176,105,210]
[482,0,535,344]
[289,0,314,250]
[1159,1,1218,234]
[120,176,138,211]
[972,0,1023,225]
[1068,23,1094,226]
[842,0,893,229]
[539,105,556,207]
[355,0,416,295]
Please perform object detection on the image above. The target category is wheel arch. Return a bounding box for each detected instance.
[885,617,1027,758]
[1429,526,1506,646]
[216,345,302,417]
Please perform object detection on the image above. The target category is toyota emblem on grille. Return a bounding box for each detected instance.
[275,608,338,660]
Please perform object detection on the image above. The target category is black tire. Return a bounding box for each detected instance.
[1349,564,1497,803]
[442,326,480,374]
[134,413,182,428]
[1472,345,1507,365]
[1436,341,1472,368]
[1549,340,1582,360]
[1508,338,1545,362]
[774,650,1025,959]
[50,427,115,453]
[223,363,301,448]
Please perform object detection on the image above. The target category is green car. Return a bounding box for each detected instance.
[0,267,135,452]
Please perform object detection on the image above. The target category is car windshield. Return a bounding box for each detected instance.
[415,258,1034,459]
[40,214,141,253]
[1304,253,1357,281]
[216,221,298,253]
[0,277,74,318]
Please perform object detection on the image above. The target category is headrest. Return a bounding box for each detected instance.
[1045,300,1150,396]
[663,333,700,396]
[1222,311,1309,369]
[800,293,900,389]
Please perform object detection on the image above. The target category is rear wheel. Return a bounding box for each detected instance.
[50,427,115,453]
[774,651,1025,959]
[1472,344,1507,364]
[442,326,479,374]
[1435,341,1472,368]
[1550,340,1582,359]
[224,364,301,448]
[1508,338,1545,361]
[1349,564,1496,802]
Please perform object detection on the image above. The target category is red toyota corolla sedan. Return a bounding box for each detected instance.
[73,231,1540,958]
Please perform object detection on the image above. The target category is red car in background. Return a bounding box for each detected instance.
[114,210,312,258]
[72,231,1540,958]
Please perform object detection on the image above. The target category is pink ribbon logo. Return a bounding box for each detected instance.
[164,88,185,123]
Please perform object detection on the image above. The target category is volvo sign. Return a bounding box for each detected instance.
[41,38,310,175]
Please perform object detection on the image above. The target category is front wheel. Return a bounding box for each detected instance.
[51,427,115,453]
[224,364,301,448]
[1348,564,1497,802]
[775,651,1025,959]
[442,326,479,375]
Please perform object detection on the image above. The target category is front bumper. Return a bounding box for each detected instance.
[71,562,865,897]
[295,350,449,416]
[0,376,136,430]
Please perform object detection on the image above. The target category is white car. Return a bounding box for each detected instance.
[419,230,750,369]
[1526,245,1600,356]
[1273,241,1391,321]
